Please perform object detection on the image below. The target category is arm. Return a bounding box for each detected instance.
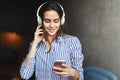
[20,25,44,79]
[20,56,35,79]
[70,37,84,80]
[20,41,38,79]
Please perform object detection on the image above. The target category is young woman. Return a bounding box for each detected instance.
[20,1,84,80]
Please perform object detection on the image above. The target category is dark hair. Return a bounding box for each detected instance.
[39,1,63,22]
[39,1,67,37]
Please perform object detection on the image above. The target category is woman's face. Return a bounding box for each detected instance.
[43,10,61,37]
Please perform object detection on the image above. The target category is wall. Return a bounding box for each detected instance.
[64,0,120,79]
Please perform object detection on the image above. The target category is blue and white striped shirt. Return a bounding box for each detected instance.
[20,35,84,80]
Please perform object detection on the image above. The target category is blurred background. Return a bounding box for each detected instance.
[0,0,120,80]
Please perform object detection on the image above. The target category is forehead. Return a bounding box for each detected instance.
[44,10,60,19]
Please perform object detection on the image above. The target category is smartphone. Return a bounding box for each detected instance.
[53,60,66,67]
[39,25,44,36]
[39,25,43,29]
[52,60,66,72]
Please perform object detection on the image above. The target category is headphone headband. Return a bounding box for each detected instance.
[36,2,65,25]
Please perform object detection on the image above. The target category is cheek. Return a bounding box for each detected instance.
[55,22,61,27]
[43,23,49,29]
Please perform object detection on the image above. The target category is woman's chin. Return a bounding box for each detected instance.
[47,32,56,36]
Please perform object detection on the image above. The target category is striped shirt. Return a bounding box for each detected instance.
[20,35,84,80]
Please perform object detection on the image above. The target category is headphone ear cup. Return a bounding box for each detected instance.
[37,16,42,24]
[61,16,65,25]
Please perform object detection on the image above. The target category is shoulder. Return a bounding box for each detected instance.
[60,34,81,47]
[61,34,82,50]
[62,34,80,42]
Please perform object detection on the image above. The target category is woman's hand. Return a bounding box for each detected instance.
[33,24,44,45]
[52,63,80,80]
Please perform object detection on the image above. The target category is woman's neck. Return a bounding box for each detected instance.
[46,35,56,43]
[45,35,56,52]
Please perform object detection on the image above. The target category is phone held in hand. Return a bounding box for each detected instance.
[52,60,66,72]
[39,25,44,36]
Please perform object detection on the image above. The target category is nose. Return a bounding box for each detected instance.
[50,21,54,28]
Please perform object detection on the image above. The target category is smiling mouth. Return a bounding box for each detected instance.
[49,29,55,33]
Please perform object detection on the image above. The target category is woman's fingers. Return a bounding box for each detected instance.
[61,63,68,68]
[52,69,69,77]
[36,24,42,30]
[35,25,44,36]
[37,29,44,35]
[52,64,74,78]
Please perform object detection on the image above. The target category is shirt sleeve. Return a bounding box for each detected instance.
[20,42,36,79]
[70,37,84,80]
[20,57,35,80]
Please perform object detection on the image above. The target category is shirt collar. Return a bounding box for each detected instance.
[41,35,63,43]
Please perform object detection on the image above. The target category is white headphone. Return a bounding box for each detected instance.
[36,2,65,25]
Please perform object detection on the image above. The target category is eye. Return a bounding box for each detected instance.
[54,19,60,23]
[44,19,50,23]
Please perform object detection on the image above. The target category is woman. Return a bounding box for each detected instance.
[20,1,84,80]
